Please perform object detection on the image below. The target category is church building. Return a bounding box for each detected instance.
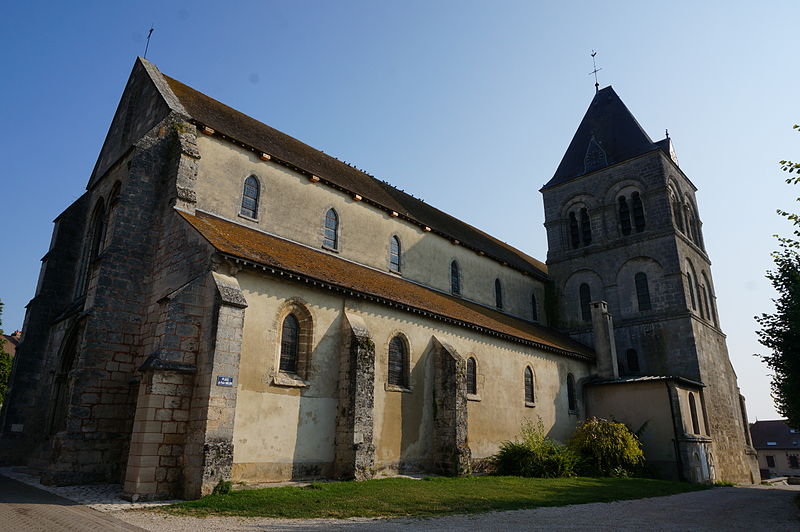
[0,58,759,500]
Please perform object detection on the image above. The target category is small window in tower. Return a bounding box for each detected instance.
[579,283,591,322]
[580,208,592,245]
[241,176,260,219]
[626,349,640,373]
[789,455,799,469]
[635,272,652,311]
[632,192,646,232]
[466,357,477,395]
[495,278,503,310]
[672,195,685,232]
[687,270,698,311]
[524,367,535,404]
[569,212,580,248]
[766,455,776,468]
[567,373,577,412]
[450,260,461,296]
[618,196,632,235]
[388,335,409,388]
[323,208,339,250]
[689,392,701,434]
[531,292,539,322]
[389,236,401,273]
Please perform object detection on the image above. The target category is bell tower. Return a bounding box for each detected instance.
[541,86,759,483]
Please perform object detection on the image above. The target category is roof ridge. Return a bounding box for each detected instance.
[161,71,548,277]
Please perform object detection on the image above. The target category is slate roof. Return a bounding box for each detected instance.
[750,420,800,450]
[544,86,667,189]
[162,72,547,279]
[179,210,594,360]
[585,375,704,388]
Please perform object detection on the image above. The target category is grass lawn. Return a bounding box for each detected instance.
[164,476,709,519]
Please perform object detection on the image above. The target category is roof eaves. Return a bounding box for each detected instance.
[221,252,590,361]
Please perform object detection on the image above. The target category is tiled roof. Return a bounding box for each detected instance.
[750,420,800,450]
[162,73,547,279]
[544,86,668,189]
[179,210,593,360]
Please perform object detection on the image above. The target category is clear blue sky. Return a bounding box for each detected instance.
[1,1,797,420]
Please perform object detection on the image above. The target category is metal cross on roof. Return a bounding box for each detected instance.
[589,50,602,93]
[144,25,154,59]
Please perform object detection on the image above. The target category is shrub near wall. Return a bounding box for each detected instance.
[568,417,644,477]
[492,419,578,478]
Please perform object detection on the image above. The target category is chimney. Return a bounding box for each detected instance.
[590,301,618,379]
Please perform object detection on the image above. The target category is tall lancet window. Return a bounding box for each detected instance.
[389,236,401,272]
[241,176,260,219]
[495,278,503,310]
[450,260,461,295]
[618,196,632,235]
[580,208,592,245]
[323,208,339,249]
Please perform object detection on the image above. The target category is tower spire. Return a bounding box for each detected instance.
[589,50,601,93]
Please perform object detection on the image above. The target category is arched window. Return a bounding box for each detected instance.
[689,392,700,434]
[466,357,477,395]
[579,283,591,322]
[389,236,401,272]
[76,201,106,296]
[524,367,535,404]
[671,192,685,232]
[580,208,592,245]
[279,314,300,374]
[388,335,408,388]
[632,192,646,232]
[686,269,698,311]
[626,349,640,373]
[450,260,461,296]
[699,284,708,320]
[635,272,651,311]
[531,292,539,322]
[569,212,580,248]
[618,196,632,235]
[702,272,718,326]
[495,278,503,309]
[241,176,260,219]
[567,373,577,412]
[323,208,339,249]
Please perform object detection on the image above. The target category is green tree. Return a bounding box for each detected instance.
[0,300,12,405]
[756,124,800,427]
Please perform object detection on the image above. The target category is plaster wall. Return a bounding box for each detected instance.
[193,136,546,324]
[756,449,800,478]
[230,270,591,482]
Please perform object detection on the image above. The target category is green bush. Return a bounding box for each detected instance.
[492,419,577,478]
[212,480,233,495]
[568,417,644,477]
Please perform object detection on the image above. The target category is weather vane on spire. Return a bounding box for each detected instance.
[589,50,601,93]
[144,25,154,59]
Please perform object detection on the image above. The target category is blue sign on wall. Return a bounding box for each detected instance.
[217,376,234,387]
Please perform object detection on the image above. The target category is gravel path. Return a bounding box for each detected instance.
[115,484,800,531]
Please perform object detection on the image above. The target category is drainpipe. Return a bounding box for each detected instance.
[666,381,685,482]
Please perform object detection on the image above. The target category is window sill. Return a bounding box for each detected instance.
[272,373,308,388]
[466,393,481,402]
[388,269,402,276]
[525,401,536,408]
[321,245,340,253]
[385,383,412,393]
[238,213,259,223]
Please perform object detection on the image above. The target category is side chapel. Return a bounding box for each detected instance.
[0,58,759,500]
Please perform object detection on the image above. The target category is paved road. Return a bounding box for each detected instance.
[0,474,144,531]
[118,485,800,531]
